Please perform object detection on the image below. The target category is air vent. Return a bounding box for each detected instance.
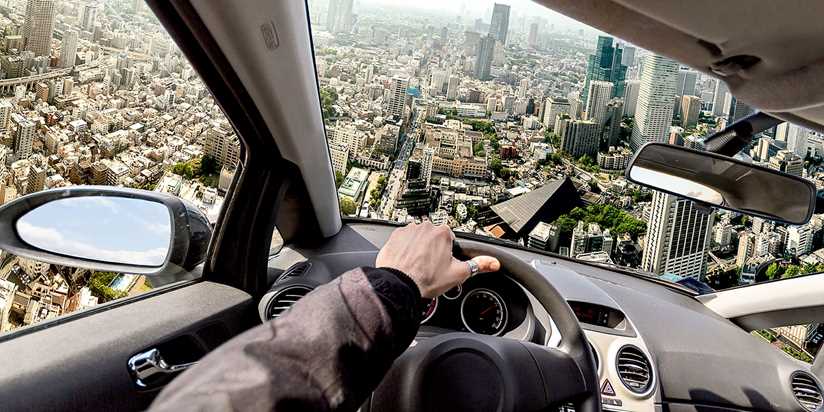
[277,262,312,283]
[267,286,312,319]
[616,345,653,395]
[791,372,823,411]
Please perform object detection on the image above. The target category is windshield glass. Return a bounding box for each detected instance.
[308,0,824,295]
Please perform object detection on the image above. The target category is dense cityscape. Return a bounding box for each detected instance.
[0,0,237,333]
[311,0,824,360]
[0,0,818,361]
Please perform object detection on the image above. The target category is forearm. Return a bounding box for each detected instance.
[149,267,421,412]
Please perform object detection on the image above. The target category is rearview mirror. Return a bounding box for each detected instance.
[626,143,816,225]
[0,187,211,279]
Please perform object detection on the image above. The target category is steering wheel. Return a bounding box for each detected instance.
[369,240,601,412]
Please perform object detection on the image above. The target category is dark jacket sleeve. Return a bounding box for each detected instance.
[148,266,422,412]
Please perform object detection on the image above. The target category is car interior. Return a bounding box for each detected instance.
[1,0,824,411]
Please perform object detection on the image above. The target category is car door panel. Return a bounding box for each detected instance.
[0,281,252,411]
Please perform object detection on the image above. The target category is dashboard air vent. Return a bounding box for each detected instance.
[277,262,312,283]
[616,345,652,394]
[791,372,823,411]
[267,286,312,319]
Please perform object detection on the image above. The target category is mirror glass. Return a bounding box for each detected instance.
[16,196,172,266]
[627,144,815,225]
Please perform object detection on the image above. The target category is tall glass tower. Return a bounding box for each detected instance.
[581,36,628,104]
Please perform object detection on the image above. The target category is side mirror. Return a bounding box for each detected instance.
[0,187,211,281]
[626,143,816,225]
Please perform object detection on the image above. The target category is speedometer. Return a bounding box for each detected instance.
[460,289,507,335]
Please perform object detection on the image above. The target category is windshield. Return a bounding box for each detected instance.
[308,0,824,295]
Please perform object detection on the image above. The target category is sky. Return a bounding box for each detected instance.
[16,196,172,267]
[357,0,599,32]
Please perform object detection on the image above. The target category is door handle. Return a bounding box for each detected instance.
[128,348,196,388]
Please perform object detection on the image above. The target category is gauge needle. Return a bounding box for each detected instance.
[480,305,496,316]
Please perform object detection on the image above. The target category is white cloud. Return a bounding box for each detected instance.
[16,221,169,267]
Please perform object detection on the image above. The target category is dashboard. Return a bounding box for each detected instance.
[264,222,822,412]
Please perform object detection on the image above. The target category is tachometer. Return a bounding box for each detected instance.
[460,289,507,335]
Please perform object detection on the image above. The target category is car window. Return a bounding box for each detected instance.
[0,1,239,335]
[307,0,824,294]
[755,323,824,364]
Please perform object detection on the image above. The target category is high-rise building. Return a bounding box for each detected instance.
[0,100,12,133]
[621,45,636,67]
[559,118,599,158]
[527,22,539,49]
[421,147,435,187]
[528,222,560,252]
[776,122,809,157]
[630,54,678,151]
[712,80,729,117]
[489,3,511,44]
[388,76,409,120]
[623,79,640,116]
[326,0,354,33]
[60,29,78,68]
[769,149,804,176]
[582,36,627,103]
[446,76,459,100]
[680,95,701,128]
[474,35,495,80]
[786,225,813,257]
[728,96,754,124]
[23,0,56,57]
[205,121,241,167]
[12,114,35,161]
[571,222,614,257]
[603,98,625,147]
[584,80,613,128]
[329,143,349,178]
[542,97,570,129]
[676,69,698,97]
[642,191,714,280]
[80,3,99,32]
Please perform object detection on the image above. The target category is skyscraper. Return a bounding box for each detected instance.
[12,114,35,161]
[489,3,510,44]
[623,79,640,116]
[712,80,729,117]
[421,147,435,187]
[474,35,495,80]
[727,96,754,124]
[543,97,570,129]
[680,95,701,128]
[527,22,539,49]
[446,76,459,100]
[326,0,353,34]
[80,3,99,32]
[642,191,714,280]
[60,29,78,68]
[0,100,11,133]
[23,0,56,57]
[630,54,678,151]
[769,150,804,176]
[676,69,698,97]
[559,118,598,158]
[603,98,624,147]
[776,122,809,157]
[582,36,627,103]
[388,76,409,119]
[584,80,613,128]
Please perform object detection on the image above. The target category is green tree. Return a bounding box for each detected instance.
[782,265,802,279]
[320,87,338,121]
[765,262,784,280]
[88,271,126,302]
[490,158,503,177]
[200,154,218,175]
[339,197,357,215]
[335,171,345,188]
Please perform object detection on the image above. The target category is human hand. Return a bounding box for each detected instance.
[375,222,500,299]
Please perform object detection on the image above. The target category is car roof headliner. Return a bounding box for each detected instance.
[536,0,824,132]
